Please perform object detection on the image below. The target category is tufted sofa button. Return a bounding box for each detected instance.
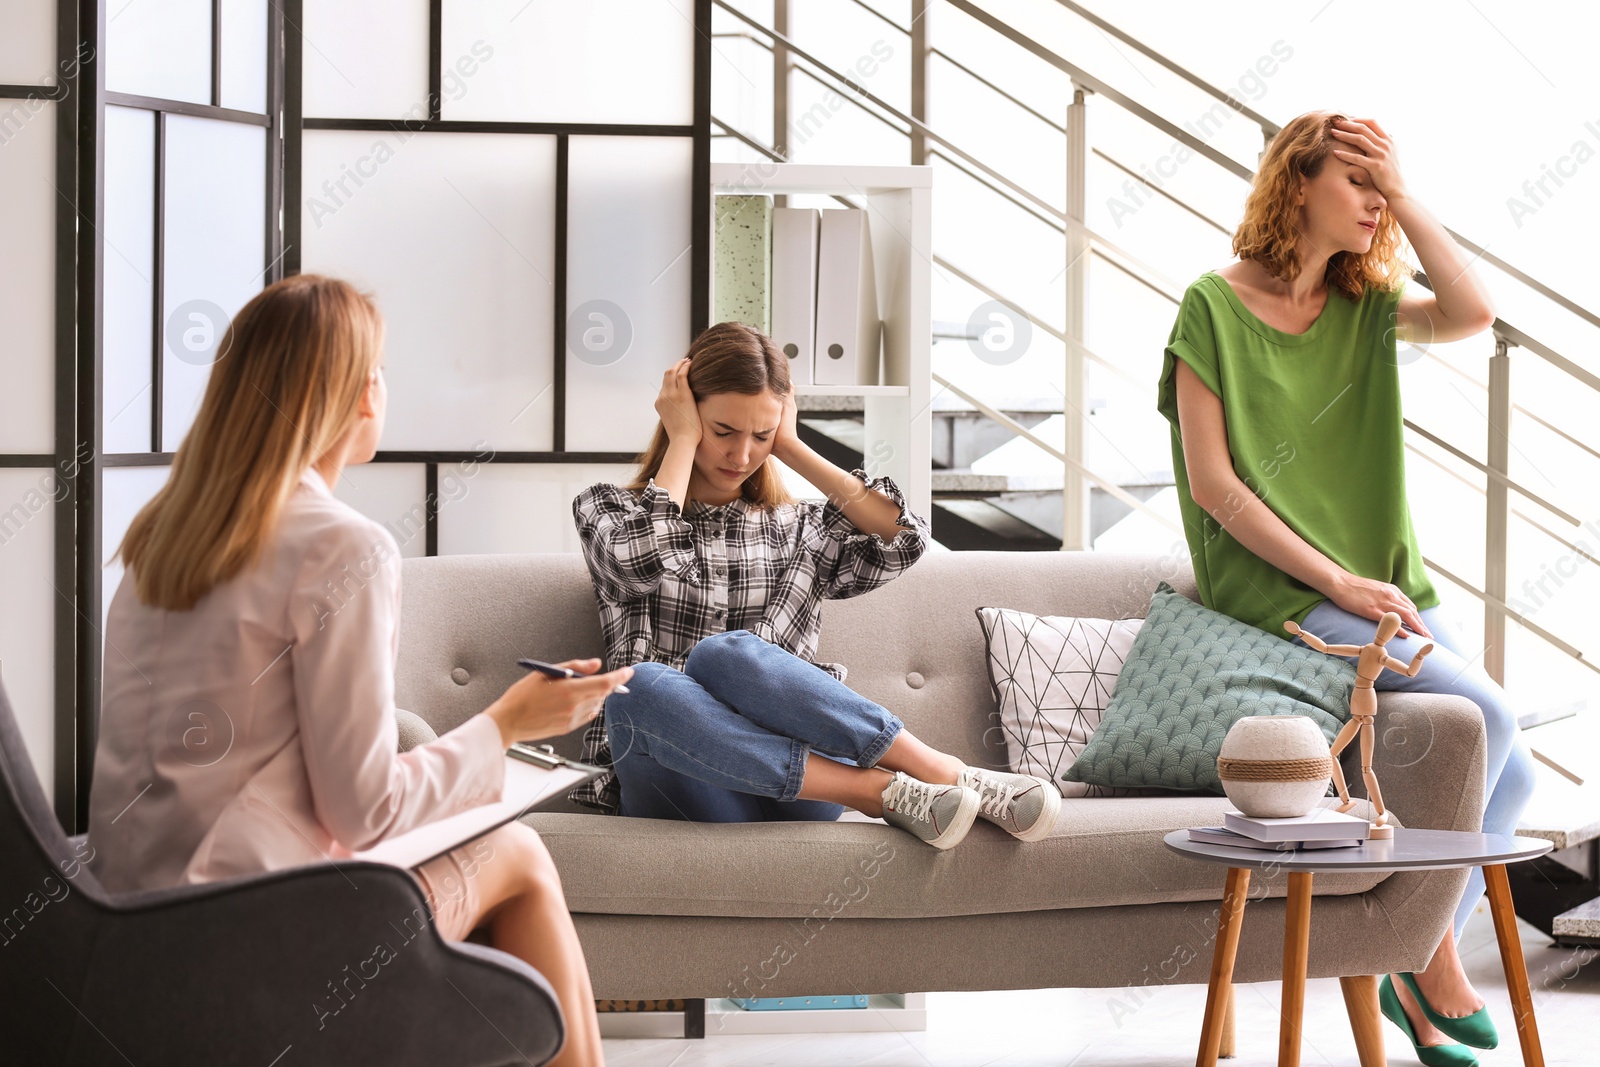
[450,667,470,686]
[905,671,925,690]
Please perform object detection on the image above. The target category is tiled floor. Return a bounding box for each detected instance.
[601,905,1599,1066]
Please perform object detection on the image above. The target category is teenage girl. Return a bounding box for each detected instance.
[572,321,1062,848]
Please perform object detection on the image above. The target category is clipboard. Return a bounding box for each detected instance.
[352,744,604,870]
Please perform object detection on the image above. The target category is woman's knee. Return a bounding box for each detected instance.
[486,822,563,898]
[683,629,760,681]
[604,661,677,735]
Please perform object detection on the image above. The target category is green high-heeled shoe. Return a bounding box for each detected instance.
[1379,975,1480,1067]
[1397,971,1500,1049]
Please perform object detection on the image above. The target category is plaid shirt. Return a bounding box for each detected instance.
[569,470,930,813]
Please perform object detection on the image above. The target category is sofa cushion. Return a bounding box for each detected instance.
[525,797,1391,920]
[1063,582,1357,793]
[976,606,1146,797]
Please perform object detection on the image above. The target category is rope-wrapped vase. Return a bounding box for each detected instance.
[1216,715,1333,818]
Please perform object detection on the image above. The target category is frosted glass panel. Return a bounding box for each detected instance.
[0,469,56,800]
[442,0,694,125]
[0,0,55,83]
[106,0,212,105]
[161,115,267,452]
[437,463,634,556]
[303,0,429,119]
[220,0,269,113]
[565,135,693,453]
[0,99,56,454]
[301,131,557,452]
[333,463,429,558]
[104,106,157,454]
[101,466,171,635]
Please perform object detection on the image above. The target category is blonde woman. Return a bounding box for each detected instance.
[86,274,628,1067]
[1158,113,1536,1066]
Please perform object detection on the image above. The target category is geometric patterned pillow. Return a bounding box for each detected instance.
[975,607,1148,798]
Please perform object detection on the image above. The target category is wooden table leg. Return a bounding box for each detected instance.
[1338,975,1385,1067]
[1219,981,1236,1059]
[1486,863,1546,1067]
[1197,867,1251,1067]
[1278,871,1313,1067]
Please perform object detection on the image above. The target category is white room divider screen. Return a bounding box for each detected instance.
[0,0,710,829]
[0,0,76,824]
[292,0,707,559]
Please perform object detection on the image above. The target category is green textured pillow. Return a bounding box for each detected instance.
[1061,582,1357,793]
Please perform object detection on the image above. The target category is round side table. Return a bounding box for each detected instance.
[1163,827,1553,1067]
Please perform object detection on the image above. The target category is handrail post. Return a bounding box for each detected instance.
[1485,332,1512,686]
[773,0,789,160]
[1063,83,1089,549]
[910,0,929,164]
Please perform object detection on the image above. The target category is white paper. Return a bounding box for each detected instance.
[352,757,593,870]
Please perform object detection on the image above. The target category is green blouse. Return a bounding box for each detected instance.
[1155,271,1439,638]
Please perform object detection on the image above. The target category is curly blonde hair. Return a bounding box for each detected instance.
[1232,111,1409,301]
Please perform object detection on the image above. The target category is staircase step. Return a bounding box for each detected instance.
[1552,896,1600,940]
[934,470,1063,493]
[1518,715,1600,850]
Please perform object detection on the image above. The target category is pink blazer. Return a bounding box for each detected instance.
[87,468,504,893]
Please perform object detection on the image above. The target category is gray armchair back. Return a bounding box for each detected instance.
[0,677,565,1066]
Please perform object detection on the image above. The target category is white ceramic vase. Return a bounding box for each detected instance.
[1216,715,1333,818]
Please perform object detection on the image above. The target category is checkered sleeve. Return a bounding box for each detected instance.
[572,482,702,602]
[806,470,930,599]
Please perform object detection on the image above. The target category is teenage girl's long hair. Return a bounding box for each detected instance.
[1232,110,1410,301]
[627,321,794,508]
[118,274,384,611]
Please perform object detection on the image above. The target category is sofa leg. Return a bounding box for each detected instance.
[1219,982,1236,1058]
[683,998,706,1039]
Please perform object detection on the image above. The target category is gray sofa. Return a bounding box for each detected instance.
[394,550,1486,1011]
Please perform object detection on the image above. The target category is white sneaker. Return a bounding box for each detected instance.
[959,766,1062,842]
[880,771,981,850]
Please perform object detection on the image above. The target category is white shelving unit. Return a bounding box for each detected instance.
[710,162,933,519]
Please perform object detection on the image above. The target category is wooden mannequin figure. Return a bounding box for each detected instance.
[1282,612,1433,841]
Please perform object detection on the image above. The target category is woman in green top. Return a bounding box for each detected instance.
[1159,112,1536,1066]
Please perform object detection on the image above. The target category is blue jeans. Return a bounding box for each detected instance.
[1293,599,1539,940]
[604,630,904,823]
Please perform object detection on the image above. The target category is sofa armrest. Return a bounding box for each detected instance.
[1357,691,1487,832]
[68,862,564,1066]
[396,707,440,752]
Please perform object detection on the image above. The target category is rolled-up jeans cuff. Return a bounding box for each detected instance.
[779,738,810,802]
[856,716,904,770]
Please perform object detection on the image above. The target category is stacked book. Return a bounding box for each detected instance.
[1188,806,1370,851]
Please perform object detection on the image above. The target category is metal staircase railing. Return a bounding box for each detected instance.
[710,0,1600,696]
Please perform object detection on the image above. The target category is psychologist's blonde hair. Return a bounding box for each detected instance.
[627,321,794,509]
[1233,110,1410,302]
[119,274,383,611]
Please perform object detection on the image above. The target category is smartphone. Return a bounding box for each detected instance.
[518,657,630,695]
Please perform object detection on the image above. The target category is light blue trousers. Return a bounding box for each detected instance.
[1293,598,1539,940]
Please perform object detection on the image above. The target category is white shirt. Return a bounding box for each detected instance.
[87,467,504,892]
